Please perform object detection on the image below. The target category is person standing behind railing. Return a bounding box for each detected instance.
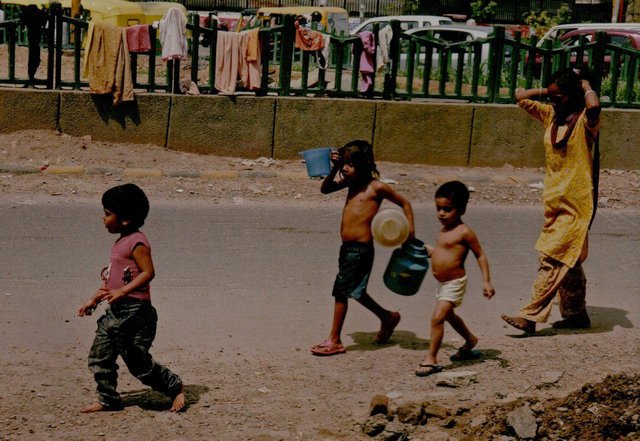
[501,66,601,335]
[19,4,48,88]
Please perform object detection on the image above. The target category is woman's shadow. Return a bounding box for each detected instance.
[121,384,209,411]
[506,306,634,338]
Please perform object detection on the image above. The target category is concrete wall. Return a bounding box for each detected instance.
[0,89,59,132]
[0,89,637,169]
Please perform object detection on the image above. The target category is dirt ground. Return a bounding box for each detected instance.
[0,129,639,441]
[1,130,639,210]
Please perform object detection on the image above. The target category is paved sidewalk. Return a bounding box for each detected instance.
[0,162,311,180]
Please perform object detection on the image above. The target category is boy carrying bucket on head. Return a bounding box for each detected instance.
[310,140,415,356]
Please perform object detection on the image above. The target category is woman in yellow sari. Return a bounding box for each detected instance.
[502,66,601,334]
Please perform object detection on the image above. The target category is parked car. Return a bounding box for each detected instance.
[401,24,497,70]
[536,22,640,47]
[531,28,640,76]
[350,15,452,36]
[256,6,349,35]
[3,0,186,27]
[560,27,640,49]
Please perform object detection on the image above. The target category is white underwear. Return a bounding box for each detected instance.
[435,275,468,307]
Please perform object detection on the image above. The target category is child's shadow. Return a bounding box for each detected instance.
[347,331,510,370]
[121,384,209,411]
[347,330,453,352]
[446,349,510,370]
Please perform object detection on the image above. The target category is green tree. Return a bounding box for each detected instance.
[470,0,498,23]
[523,3,572,37]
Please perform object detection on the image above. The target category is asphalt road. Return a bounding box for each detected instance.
[1,199,638,357]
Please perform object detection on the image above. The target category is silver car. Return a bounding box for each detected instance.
[401,24,497,71]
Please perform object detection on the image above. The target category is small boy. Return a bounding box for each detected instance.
[416,181,495,376]
[310,140,415,356]
[77,183,185,412]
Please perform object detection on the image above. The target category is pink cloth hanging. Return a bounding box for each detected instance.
[125,25,151,53]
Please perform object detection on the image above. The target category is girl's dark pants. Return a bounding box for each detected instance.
[87,299,182,409]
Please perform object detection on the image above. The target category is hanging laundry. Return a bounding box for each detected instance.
[377,25,393,71]
[319,34,331,70]
[19,5,48,86]
[215,31,243,95]
[242,28,261,90]
[155,7,187,61]
[294,20,324,52]
[358,31,376,94]
[126,24,151,53]
[83,22,134,106]
[215,29,261,95]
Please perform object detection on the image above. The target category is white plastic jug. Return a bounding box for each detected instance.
[372,208,409,247]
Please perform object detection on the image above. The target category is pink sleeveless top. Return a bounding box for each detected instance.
[102,231,151,301]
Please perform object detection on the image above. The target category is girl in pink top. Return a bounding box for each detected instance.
[77,184,185,413]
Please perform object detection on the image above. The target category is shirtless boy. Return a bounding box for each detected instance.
[310,140,415,356]
[416,181,495,376]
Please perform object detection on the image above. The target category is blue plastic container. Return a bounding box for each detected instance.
[299,147,332,177]
[383,238,429,296]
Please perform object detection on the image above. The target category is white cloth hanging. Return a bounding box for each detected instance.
[156,7,187,61]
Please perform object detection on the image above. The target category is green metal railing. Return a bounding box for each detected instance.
[1,8,639,108]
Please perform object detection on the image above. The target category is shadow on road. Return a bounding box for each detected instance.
[504,306,633,338]
[347,330,434,352]
[122,384,209,411]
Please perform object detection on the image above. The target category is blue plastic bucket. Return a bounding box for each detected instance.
[299,147,332,177]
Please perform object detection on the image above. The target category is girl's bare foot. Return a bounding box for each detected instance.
[80,402,108,413]
[170,384,186,412]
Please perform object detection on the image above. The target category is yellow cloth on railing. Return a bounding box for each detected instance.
[83,21,134,106]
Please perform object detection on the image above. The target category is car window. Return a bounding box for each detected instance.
[361,21,388,33]
[434,30,470,44]
[610,35,631,46]
[401,21,419,31]
[562,34,593,47]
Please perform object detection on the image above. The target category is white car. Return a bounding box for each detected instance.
[536,22,640,47]
[401,24,497,70]
[350,15,452,36]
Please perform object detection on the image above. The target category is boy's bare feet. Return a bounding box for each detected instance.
[375,311,401,344]
[80,402,109,413]
[170,384,186,412]
[501,314,535,334]
[450,335,480,361]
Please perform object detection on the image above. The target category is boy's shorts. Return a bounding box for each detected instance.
[435,275,468,307]
[332,241,374,300]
